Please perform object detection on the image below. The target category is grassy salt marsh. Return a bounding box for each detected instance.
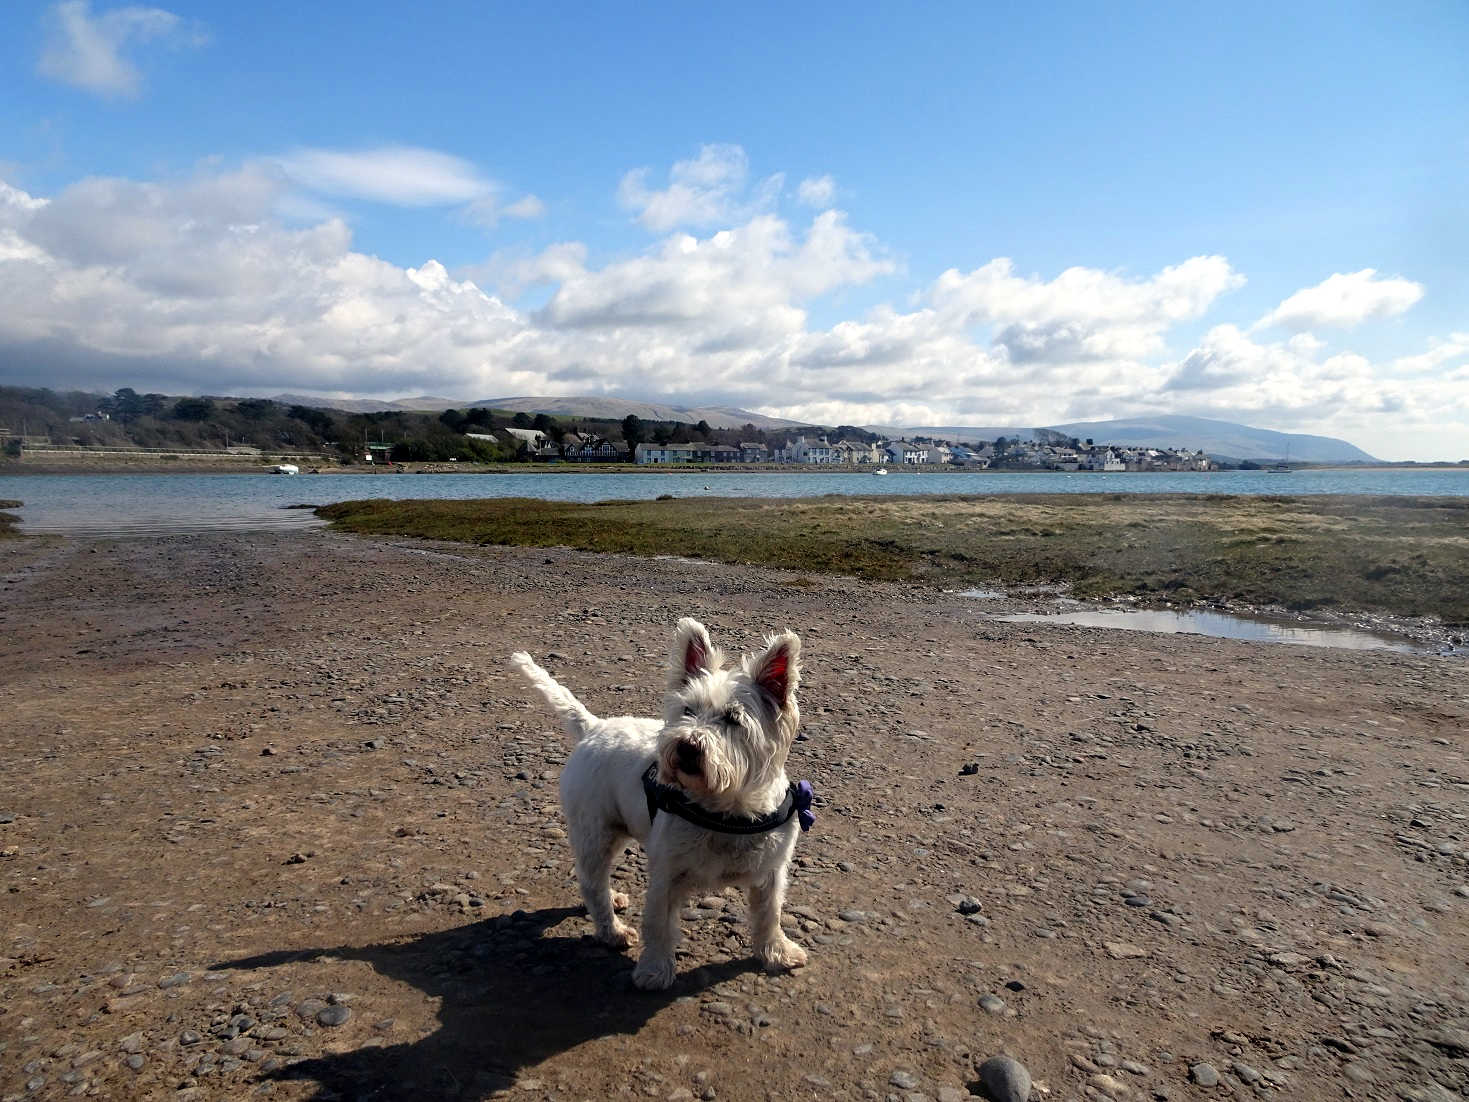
[317,492,1469,625]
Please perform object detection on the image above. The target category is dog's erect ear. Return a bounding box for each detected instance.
[747,631,800,712]
[669,618,720,689]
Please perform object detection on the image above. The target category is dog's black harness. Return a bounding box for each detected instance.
[642,763,815,835]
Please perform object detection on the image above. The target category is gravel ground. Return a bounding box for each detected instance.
[1,529,1466,1102]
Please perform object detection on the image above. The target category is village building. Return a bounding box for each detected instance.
[830,439,882,465]
[504,427,549,450]
[778,435,836,464]
[562,437,627,461]
[634,443,738,464]
[884,441,929,465]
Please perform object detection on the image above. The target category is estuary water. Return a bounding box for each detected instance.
[1,466,1467,536]
[989,607,1422,654]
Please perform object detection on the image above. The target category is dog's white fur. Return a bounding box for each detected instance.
[509,618,808,990]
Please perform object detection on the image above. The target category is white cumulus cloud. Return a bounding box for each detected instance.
[619,144,783,232]
[1164,324,1410,420]
[0,150,1463,460]
[37,0,204,98]
[0,168,522,395]
[796,175,836,208]
[1157,324,1469,459]
[930,255,1244,367]
[1255,269,1424,332]
[1391,332,1469,375]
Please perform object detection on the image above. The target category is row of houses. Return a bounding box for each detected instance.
[482,427,1213,471]
[1006,443,1213,472]
[636,434,1214,470]
[635,436,939,465]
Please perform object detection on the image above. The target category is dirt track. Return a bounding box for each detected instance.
[2,530,1467,1102]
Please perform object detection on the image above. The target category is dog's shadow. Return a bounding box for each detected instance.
[213,906,758,1101]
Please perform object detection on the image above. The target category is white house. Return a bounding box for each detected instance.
[504,427,548,449]
[885,442,929,465]
[777,435,835,463]
[1181,449,1213,471]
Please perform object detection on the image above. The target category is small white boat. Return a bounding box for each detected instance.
[872,467,889,476]
[273,463,300,475]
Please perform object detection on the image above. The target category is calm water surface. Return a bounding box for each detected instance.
[2,467,1466,536]
[989,607,1421,654]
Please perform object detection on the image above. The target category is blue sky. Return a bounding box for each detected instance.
[1,0,1466,458]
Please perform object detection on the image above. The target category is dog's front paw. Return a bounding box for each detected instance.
[599,918,639,950]
[611,891,630,912]
[632,953,677,991]
[758,936,808,973]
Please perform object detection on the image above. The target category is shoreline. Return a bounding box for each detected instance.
[0,459,949,476]
[11,456,1465,477]
[0,462,1228,477]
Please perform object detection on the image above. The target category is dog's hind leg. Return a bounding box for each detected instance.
[572,823,638,949]
[749,866,808,973]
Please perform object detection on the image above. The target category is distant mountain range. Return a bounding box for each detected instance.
[871,414,1378,464]
[270,393,459,414]
[271,392,807,431]
[476,396,807,431]
[269,393,1376,463]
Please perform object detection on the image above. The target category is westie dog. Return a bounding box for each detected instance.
[509,618,813,991]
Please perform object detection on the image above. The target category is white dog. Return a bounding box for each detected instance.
[509,618,813,991]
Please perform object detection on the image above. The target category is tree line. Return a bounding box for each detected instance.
[1,386,876,463]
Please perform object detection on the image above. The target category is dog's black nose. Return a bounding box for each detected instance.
[675,740,703,773]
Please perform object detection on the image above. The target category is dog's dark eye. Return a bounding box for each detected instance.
[723,706,740,726]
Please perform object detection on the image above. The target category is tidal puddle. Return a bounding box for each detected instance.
[987,607,1420,654]
[651,555,728,567]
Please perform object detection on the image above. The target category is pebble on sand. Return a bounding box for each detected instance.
[976,1055,1031,1102]
[316,1004,352,1027]
[1189,1062,1219,1087]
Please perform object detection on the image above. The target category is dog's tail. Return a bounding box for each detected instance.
[508,652,598,742]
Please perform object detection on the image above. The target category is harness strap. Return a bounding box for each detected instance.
[642,763,815,835]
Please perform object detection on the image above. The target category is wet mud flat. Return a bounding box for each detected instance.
[1,530,1467,1101]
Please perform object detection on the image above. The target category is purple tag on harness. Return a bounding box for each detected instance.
[794,780,815,831]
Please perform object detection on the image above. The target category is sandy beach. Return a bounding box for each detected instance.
[2,528,1466,1101]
